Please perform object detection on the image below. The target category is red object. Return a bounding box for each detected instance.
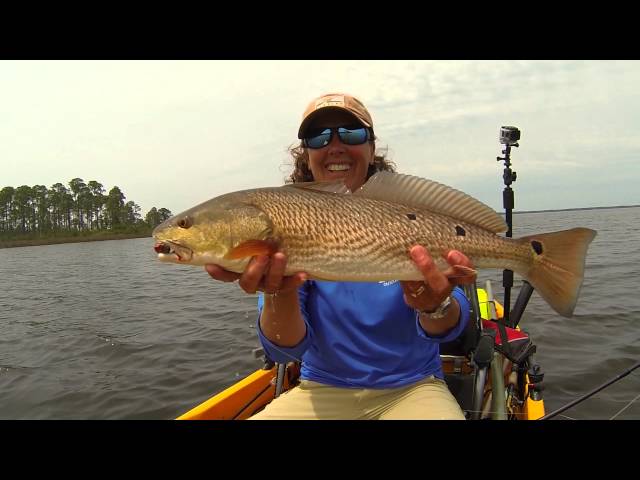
[481,319,529,345]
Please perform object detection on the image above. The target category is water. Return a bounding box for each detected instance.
[1,207,639,419]
[476,207,640,420]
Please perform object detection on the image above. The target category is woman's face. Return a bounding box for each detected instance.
[304,110,375,192]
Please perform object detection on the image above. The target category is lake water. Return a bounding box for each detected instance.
[1,207,639,419]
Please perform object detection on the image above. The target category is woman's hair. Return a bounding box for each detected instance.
[285,135,397,184]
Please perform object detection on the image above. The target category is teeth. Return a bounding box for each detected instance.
[327,164,350,171]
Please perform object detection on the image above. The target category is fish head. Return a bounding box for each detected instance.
[152,193,274,270]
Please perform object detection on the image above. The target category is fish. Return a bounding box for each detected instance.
[153,171,597,317]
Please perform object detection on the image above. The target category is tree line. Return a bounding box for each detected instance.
[0,178,172,239]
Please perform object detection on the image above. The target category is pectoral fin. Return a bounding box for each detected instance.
[224,239,278,260]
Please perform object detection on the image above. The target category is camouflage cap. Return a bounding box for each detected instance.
[297,93,374,139]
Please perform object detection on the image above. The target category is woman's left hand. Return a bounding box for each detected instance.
[400,246,476,312]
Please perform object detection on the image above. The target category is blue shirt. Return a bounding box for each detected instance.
[257,281,470,389]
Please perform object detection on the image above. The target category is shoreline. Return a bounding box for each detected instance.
[0,233,152,249]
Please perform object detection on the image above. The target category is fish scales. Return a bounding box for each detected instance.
[244,187,531,281]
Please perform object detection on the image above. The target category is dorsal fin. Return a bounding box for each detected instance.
[284,180,351,195]
[354,171,507,233]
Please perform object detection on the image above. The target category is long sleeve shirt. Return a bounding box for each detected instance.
[257,280,470,389]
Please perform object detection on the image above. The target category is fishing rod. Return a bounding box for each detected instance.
[541,360,640,420]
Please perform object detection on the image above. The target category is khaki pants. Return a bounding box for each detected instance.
[250,375,465,420]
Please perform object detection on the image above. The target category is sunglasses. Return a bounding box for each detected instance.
[303,125,371,149]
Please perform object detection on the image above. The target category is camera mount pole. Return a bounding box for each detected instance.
[496,126,520,326]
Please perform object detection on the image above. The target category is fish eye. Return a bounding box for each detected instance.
[177,216,193,229]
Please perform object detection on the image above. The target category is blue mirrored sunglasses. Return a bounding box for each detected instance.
[303,126,371,149]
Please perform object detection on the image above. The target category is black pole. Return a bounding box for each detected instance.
[496,127,520,326]
[510,280,535,328]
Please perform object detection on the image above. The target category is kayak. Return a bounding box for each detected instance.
[177,284,545,420]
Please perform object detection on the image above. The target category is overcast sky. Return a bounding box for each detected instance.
[2,60,638,216]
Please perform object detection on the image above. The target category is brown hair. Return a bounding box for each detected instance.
[284,137,397,184]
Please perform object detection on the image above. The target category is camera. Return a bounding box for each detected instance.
[499,126,521,146]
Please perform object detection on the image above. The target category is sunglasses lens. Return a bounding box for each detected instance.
[304,128,332,149]
[338,127,369,145]
[303,126,370,149]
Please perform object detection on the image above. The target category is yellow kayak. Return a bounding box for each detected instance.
[177,287,545,420]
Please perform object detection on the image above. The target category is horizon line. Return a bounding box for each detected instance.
[507,204,640,215]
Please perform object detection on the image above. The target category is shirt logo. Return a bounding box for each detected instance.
[378,280,398,287]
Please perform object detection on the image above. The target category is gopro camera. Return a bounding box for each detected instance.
[499,126,521,146]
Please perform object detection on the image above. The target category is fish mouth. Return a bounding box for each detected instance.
[153,240,193,262]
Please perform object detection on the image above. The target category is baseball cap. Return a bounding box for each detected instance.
[297,93,374,139]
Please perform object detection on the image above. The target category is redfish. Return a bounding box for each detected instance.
[153,172,596,317]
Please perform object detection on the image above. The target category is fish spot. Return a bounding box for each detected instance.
[406,213,417,220]
[455,225,466,236]
[531,240,543,255]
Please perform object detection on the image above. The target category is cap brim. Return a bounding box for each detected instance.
[297,107,371,139]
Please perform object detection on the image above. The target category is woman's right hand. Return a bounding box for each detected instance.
[205,252,307,295]
[207,252,308,347]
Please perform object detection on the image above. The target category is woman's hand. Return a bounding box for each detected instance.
[205,252,308,347]
[205,252,307,295]
[401,246,476,312]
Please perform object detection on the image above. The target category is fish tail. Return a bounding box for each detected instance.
[516,227,597,317]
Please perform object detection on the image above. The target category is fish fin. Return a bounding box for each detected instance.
[285,180,351,195]
[516,228,597,317]
[440,265,478,284]
[224,240,278,260]
[353,171,507,233]
[448,265,478,278]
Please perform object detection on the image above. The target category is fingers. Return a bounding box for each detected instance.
[441,265,477,284]
[205,264,241,283]
[263,252,286,294]
[400,279,433,311]
[441,250,477,285]
[206,252,307,295]
[402,280,425,294]
[401,246,450,312]
[265,253,307,293]
[409,246,450,294]
[403,246,476,311]
[238,255,270,294]
[260,252,307,294]
[445,250,474,269]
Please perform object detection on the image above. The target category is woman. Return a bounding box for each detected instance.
[205,93,476,419]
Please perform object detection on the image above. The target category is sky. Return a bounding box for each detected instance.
[2,60,639,216]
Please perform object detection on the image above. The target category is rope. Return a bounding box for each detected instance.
[609,392,640,420]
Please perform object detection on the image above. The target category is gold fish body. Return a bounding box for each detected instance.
[153,172,596,317]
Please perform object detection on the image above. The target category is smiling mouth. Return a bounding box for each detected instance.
[326,164,351,172]
[154,241,193,262]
